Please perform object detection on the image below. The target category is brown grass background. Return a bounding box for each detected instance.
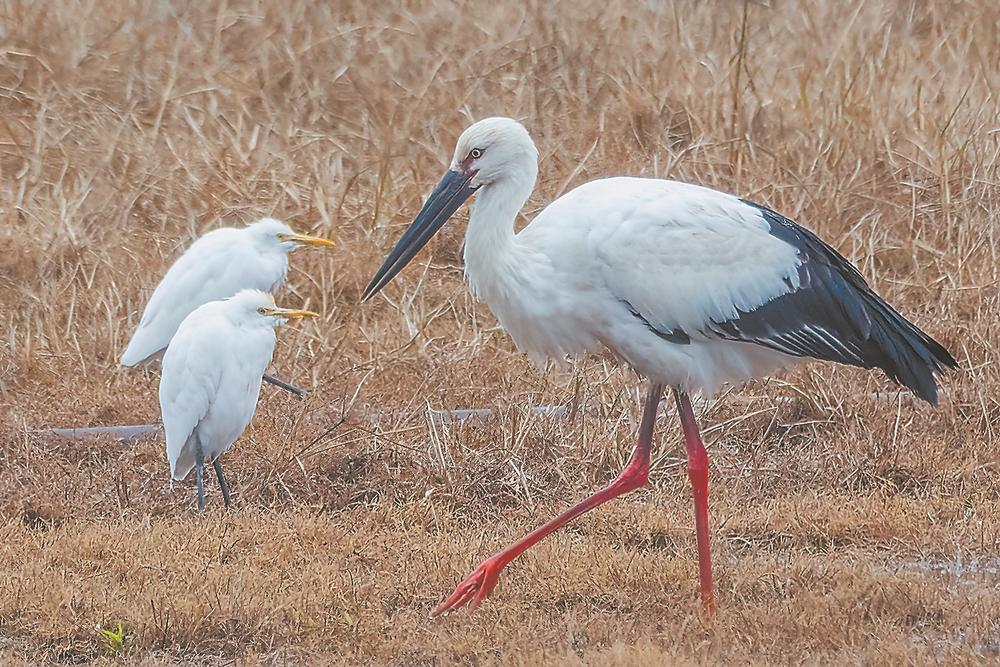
[1,0,998,664]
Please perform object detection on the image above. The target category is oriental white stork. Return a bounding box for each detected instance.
[363,117,955,615]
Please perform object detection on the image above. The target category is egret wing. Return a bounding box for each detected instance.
[158,307,228,480]
[189,325,274,463]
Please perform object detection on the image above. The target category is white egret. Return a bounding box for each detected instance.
[160,289,318,510]
[121,217,333,397]
[362,117,955,615]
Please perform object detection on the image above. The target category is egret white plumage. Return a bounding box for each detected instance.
[121,217,333,397]
[363,117,956,615]
[159,289,318,510]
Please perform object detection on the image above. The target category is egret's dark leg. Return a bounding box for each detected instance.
[194,435,206,512]
[262,372,307,399]
[433,382,666,616]
[213,458,233,509]
[672,388,715,613]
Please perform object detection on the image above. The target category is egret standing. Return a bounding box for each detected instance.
[363,117,955,614]
[160,289,317,510]
[121,218,333,397]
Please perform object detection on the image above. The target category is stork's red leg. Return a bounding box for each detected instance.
[672,388,715,613]
[432,383,666,616]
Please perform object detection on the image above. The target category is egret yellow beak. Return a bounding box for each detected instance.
[276,232,335,248]
[262,307,319,320]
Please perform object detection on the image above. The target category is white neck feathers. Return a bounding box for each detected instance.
[463,166,537,301]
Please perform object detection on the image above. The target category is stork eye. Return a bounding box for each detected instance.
[469,148,484,159]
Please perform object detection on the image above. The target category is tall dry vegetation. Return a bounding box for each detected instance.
[0,0,998,664]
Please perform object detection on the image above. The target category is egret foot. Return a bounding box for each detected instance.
[432,556,505,617]
[262,372,307,399]
[213,458,233,509]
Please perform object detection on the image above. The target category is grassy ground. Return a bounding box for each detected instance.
[1,0,998,663]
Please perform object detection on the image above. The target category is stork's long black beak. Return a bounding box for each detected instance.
[362,169,477,301]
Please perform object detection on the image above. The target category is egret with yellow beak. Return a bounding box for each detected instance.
[159,289,318,510]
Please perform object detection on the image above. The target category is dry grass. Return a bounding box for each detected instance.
[0,0,998,663]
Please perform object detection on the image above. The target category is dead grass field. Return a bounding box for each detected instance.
[1,0,998,664]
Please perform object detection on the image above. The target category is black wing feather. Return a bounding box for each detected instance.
[705,201,957,404]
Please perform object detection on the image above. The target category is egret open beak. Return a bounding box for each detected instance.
[263,307,319,320]
[277,232,336,248]
[362,169,477,300]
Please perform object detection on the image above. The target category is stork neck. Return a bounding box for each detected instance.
[463,171,536,300]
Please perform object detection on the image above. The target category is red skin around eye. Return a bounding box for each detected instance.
[459,153,477,173]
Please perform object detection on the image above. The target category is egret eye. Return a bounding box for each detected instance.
[470,148,483,159]
[257,307,267,315]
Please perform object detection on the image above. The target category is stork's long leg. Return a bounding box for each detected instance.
[213,458,233,509]
[194,435,206,512]
[262,372,307,399]
[672,388,715,613]
[432,382,666,616]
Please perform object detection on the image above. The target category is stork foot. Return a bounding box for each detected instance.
[432,556,505,617]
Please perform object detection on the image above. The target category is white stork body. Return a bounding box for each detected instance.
[363,117,954,614]
[466,176,801,394]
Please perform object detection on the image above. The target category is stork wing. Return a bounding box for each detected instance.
[595,189,955,402]
[593,186,802,337]
[703,202,955,401]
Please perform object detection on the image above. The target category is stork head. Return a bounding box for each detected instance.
[248,218,335,252]
[450,117,539,188]
[362,117,538,300]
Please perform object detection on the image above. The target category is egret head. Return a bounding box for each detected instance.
[229,289,318,327]
[362,117,538,300]
[247,218,335,251]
